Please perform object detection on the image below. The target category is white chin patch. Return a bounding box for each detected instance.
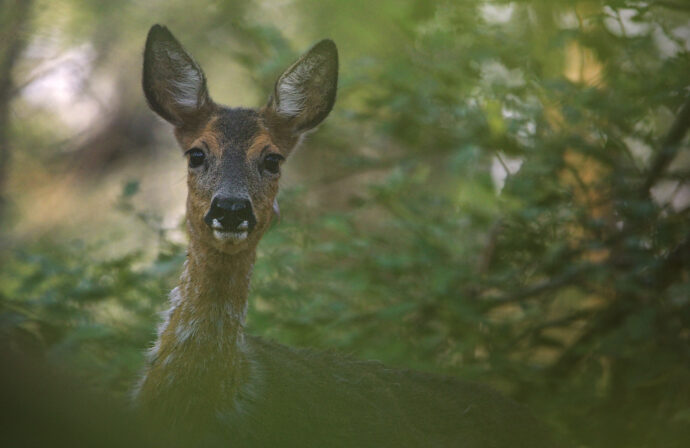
[213,230,249,243]
[210,219,250,243]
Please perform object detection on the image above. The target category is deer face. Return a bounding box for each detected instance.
[175,109,282,253]
[142,25,337,254]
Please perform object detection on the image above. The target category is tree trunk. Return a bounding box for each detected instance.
[0,0,33,226]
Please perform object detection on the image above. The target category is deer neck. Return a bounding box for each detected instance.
[137,238,258,414]
[177,239,256,330]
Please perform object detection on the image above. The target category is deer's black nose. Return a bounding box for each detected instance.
[204,197,256,233]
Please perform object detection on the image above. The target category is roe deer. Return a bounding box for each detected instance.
[135,24,555,447]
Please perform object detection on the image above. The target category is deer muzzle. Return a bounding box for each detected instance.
[204,196,257,242]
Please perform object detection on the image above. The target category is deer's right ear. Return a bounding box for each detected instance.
[142,25,213,127]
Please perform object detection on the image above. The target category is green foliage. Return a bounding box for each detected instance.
[0,238,185,394]
[1,1,689,447]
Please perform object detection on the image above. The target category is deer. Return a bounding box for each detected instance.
[134,24,556,447]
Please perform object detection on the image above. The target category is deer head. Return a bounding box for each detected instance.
[142,25,338,254]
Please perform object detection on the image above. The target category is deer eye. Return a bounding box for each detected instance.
[262,153,285,174]
[186,148,206,168]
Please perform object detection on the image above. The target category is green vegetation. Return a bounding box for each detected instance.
[1,1,689,446]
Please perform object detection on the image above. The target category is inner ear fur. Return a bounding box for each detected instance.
[266,39,338,135]
[143,24,214,127]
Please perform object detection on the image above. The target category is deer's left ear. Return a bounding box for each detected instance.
[265,39,338,134]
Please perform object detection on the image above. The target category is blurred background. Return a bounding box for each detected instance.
[1,0,688,446]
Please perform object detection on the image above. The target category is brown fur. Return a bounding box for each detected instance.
[136,240,256,428]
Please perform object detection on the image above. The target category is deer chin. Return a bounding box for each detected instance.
[205,224,262,255]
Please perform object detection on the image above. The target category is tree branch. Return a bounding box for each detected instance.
[652,1,690,13]
[640,96,690,196]
[481,262,588,308]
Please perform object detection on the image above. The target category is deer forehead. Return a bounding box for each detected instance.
[177,107,281,160]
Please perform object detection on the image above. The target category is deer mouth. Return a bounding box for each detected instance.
[210,219,250,243]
